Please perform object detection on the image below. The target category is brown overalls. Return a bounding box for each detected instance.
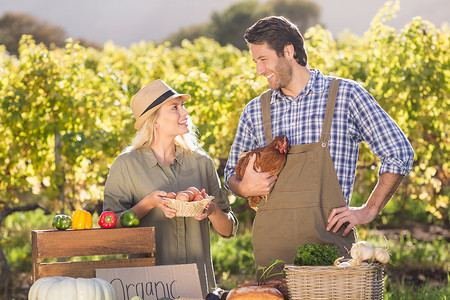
[253,79,357,277]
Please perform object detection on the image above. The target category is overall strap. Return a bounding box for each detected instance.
[260,90,272,146]
[320,78,341,147]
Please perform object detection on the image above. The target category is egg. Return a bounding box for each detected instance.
[165,192,177,199]
[193,195,204,202]
[184,190,195,201]
[176,192,190,202]
[187,187,201,197]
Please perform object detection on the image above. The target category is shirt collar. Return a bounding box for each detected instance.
[174,145,184,165]
[140,145,184,167]
[271,69,326,102]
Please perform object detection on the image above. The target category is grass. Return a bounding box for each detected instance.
[384,275,450,299]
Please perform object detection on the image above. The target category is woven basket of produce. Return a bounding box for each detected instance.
[164,196,213,217]
[284,263,384,299]
[284,241,387,300]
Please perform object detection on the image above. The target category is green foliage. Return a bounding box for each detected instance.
[257,258,286,285]
[391,233,449,269]
[0,36,128,214]
[210,229,255,277]
[0,210,52,271]
[355,3,449,223]
[385,278,450,300]
[293,243,340,266]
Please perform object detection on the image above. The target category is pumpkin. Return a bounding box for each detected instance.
[29,276,116,300]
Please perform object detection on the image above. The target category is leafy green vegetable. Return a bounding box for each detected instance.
[258,258,286,285]
[293,243,340,266]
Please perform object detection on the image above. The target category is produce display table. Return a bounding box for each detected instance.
[31,227,155,282]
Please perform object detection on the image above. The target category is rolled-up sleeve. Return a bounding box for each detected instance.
[226,211,239,238]
[205,155,238,238]
[350,84,415,176]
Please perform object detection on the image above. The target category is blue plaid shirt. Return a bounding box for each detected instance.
[224,69,414,205]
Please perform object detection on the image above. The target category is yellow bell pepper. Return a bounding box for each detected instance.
[71,208,93,230]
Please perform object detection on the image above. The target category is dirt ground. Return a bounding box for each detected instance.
[370,222,450,243]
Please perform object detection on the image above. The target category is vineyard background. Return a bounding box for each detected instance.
[0,2,449,299]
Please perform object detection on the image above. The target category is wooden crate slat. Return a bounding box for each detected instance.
[36,257,156,278]
[32,227,156,282]
[32,227,155,259]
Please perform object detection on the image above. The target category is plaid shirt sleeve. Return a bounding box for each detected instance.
[224,98,263,192]
[348,84,414,176]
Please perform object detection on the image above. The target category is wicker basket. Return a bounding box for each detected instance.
[284,263,384,300]
[164,196,213,217]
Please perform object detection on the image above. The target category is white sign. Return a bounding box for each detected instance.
[96,264,202,300]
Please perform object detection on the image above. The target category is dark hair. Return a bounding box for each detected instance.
[244,16,308,66]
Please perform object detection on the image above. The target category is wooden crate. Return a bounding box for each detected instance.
[31,227,156,282]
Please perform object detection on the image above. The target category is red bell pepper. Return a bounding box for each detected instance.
[98,211,117,228]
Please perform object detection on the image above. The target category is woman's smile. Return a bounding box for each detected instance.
[178,118,188,127]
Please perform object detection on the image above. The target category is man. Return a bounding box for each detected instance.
[224,16,414,275]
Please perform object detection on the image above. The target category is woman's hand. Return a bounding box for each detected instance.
[140,190,177,218]
[196,201,234,237]
[156,193,178,219]
[160,200,177,219]
[193,201,218,221]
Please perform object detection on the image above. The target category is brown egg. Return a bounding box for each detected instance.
[193,195,204,202]
[184,190,195,201]
[187,187,201,197]
[166,192,177,199]
[176,192,190,202]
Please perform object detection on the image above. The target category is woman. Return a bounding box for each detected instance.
[103,79,238,296]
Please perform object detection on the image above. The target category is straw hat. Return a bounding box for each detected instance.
[131,79,191,130]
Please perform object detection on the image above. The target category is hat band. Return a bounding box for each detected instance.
[139,89,176,117]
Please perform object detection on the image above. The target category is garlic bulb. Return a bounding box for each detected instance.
[335,257,359,267]
[347,259,359,266]
[350,241,374,262]
[337,262,351,267]
[334,256,345,266]
[374,247,390,264]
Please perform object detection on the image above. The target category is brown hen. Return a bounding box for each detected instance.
[235,135,290,211]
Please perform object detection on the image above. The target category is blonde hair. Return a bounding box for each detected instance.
[125,108,201,152]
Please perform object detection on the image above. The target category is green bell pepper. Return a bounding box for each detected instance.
[119,210,140,227]
[52,214,72,230]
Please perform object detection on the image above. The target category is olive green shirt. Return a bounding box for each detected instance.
[103,146,237,296]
